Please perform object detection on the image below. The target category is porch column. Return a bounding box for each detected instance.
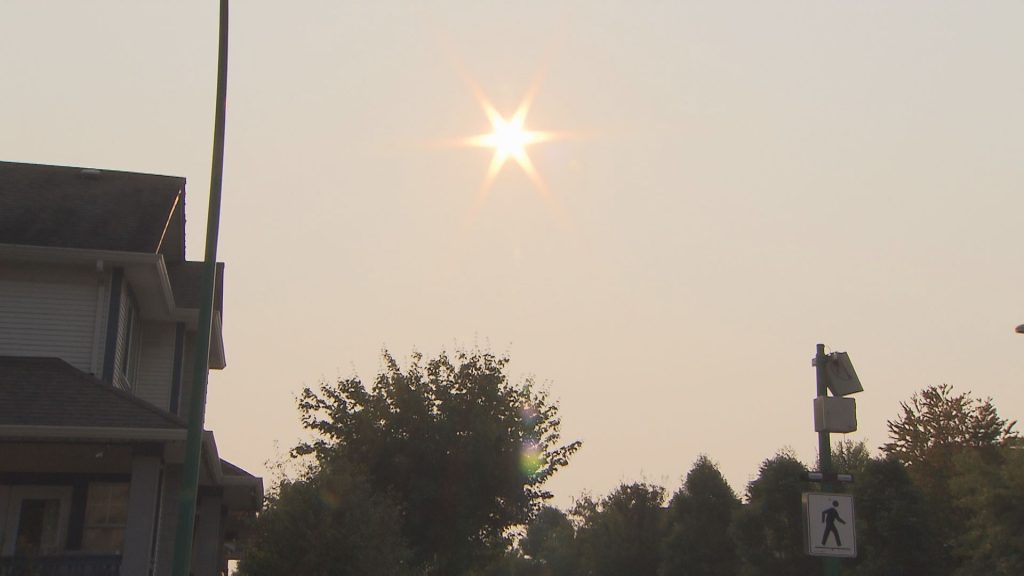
[191,488,224,576]
[121,450,163,576]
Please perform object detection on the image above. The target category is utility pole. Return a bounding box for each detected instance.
[170,1,229,574]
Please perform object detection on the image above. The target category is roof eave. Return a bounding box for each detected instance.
[0,425,187,442]
[0,244,177,319]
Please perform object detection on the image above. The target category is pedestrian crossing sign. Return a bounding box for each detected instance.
[803,492,856,558]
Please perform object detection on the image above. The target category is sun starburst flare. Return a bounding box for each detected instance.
[459,84,565,201]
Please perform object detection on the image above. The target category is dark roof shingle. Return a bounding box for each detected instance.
[0,161,186,261]
[0,356,185,430]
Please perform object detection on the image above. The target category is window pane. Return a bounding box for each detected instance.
[84,483,130,526]
[81,481,129,553]
[82,527,126,554]
[84,485,109,525]
[15,498,61,555]
[105,483,130,524]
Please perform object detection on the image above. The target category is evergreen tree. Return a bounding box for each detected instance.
[574,482,667,576]
[660,455,739,576]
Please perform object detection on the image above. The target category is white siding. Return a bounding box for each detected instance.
[136,321,176,411]
[0,267,102,374]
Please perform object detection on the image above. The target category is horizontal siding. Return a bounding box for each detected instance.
[0,277,99,373]
[136,321,175,411]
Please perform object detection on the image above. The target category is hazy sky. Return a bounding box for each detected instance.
[3,1,1023,504]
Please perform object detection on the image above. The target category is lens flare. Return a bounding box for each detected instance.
[459,81,566,203]
[520,441,544,478]
[318,482,342,510]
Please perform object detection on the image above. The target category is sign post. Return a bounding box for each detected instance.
[811,344,863,575]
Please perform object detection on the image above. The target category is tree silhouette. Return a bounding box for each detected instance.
[294,349,580,574]
[852,457,940,576]
[660,455,739,576]
[733,451,817,576]
[574,482,666,576]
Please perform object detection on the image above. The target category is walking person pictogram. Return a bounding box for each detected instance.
[821,500,846,546]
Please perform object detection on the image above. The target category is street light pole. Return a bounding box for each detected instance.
[170,1,229,575]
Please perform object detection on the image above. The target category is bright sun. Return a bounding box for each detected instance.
[460,85,560,198]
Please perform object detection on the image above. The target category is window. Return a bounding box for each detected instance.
[14,499,61,555]
[115,290,141,391]
[81,483,130,554]
[1,486,72,556]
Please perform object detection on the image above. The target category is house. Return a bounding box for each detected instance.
[0,161,262,576]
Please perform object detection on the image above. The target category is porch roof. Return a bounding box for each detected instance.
[0,356,185,431]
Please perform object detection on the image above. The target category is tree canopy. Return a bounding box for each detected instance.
[883,383,1018,466]
[239,455,413,576]
[852,456,940,576]
[882,383,1020,573]
[573,482,666,576]
[660,455,739,576]
[293,349,581,574]
[240,361,1024,576]
[732,451,817,576]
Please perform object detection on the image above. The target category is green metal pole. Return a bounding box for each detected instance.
[170,1,229,574]
[815,343,841,576]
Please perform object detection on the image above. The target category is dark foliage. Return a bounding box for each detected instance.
[521,506,579,576]
[238,455,413,576]
[733,452,817,576]
[882,384,1019,573]
[883,384,1018,467]
[574,482,667,576]
[660,455,740,576]
[850,457,940,576]
[294,349,581,574]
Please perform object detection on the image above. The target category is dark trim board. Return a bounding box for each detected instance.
[67,480,88,550]
[0,472,132,484]
[101,267,124,384]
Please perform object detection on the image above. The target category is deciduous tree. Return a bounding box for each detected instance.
[521,506,579,576]
[851,457,940,576]
[883,384,1017,467]
[882,384,1019,572]
[294,349,581,574]
[732,451,817,576]
[949,447,1024,576]
[239,455,413,576]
